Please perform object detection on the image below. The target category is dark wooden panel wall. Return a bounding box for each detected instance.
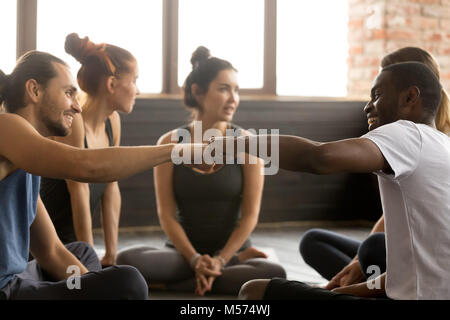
[93,98,382,228]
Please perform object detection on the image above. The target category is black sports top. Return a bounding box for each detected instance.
[166,124,251,255]
[39,118,114,243]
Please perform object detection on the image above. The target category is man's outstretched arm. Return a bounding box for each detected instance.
[0,113,175,183]
[244,135,389,174]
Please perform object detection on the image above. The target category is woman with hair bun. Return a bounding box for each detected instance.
[39,33,140,267]
[117,46,286,296]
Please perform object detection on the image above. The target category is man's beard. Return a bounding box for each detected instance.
[42,116,69,137]
[39,95,70,137]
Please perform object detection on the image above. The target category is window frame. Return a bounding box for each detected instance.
[163,0,276,96]
[17,0,276,97]
[16,0,350,99]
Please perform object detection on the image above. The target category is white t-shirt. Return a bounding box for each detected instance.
[362,120,450,300]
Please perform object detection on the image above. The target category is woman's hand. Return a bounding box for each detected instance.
[200,256,225,296]
[193,255,222,296]
[101,253,117,267]
[325,259,365,290]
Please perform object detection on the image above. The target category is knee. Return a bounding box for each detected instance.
[358,233,385,262]
[116,249,129,265]
[275,264,287,279]
[357,232,386,273]
[111,265,148,300]
[265,262,287,279]
[67,241,93,250]
[116,247,141,266]
[299,228,324,261]
[116,246,151,266]
[238,279,269,300]
[66,241,97,258]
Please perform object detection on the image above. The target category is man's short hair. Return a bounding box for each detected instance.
[0,51,68,113]
[382,61,442,118]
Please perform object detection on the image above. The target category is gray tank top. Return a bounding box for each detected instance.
[166,124,251,255]
[83,118,114,214]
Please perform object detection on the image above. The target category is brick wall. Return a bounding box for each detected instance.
[347,0,450,98]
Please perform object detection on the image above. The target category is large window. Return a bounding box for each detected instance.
[277,0,348,97]
[178,0,264,89]
[37,0,163,93]
[12,0,349,97]
[0,1,17,73]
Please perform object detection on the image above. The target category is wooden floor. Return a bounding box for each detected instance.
[93,222,371,300]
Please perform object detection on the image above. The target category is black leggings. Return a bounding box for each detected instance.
[299,228,386,281]
[1,242,148,300]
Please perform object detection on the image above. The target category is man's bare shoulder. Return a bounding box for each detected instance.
[0,114,23,179]
[0,113,33,130]
[0,113,39,161]
[0,113,39,146]
[0,112,22,122]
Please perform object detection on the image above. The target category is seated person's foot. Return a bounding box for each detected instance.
[237,247,268,262]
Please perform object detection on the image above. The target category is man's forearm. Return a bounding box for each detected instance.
[73,144,176,183]
[243,135,323,173]
[89,144,175,182]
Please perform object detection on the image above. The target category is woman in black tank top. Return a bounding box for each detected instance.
[117,47,286,296]
[40,33,139,267]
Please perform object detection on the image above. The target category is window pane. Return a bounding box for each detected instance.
[277,0,348,97]
[37,0,162,93]
[178,0,264,89]
[0,1,17,74]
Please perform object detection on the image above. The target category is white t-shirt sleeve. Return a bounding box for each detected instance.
[361,120,422,180]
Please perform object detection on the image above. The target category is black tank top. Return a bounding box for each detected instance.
[166,124,251,255]
[40,118,114,243]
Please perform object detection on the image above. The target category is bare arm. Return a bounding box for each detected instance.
[243,135,388,174]
[30,196,89,280]
[0,113,175,182]
[53,113,93,245]
[100,112,122,265]
[154,131,198,264]
[67,181,93,244]
[370,214,385,234]
[332,272,386,298]
[101,181,121,265]
[218,145,265,263]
